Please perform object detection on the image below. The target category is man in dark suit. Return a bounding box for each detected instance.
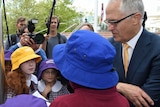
[105,0,160,107]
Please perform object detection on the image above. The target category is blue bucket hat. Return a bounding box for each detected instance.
[52,30,118,89]
[38,59,58,80]
[0,94,47,107]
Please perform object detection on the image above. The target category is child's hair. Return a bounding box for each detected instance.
[7,68,29,95]
[58,73,69,86]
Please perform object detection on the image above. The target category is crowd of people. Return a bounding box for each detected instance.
[1,0,160,107]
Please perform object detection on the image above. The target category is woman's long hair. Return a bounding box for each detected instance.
[6,68,29,95]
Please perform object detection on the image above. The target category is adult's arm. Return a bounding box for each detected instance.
[116,82,154,107]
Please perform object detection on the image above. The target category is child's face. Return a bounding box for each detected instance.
[5,61,12,74]
[20,59,36,75]
[42,68,58,83]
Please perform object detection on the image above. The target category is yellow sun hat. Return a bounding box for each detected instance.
[11,46,42,71]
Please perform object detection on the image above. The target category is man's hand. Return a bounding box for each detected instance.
[44,34,50,41]
[20,33,32,46]
[116,82,154,107]
[29,39,40,51]
[39,34,49,51]
[20,33,40,51]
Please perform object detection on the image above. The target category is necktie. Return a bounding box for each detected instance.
[123,43,130,76]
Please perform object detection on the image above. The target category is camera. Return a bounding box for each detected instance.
[27,19,45,44]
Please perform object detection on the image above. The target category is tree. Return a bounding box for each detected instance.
[2,0,83,36]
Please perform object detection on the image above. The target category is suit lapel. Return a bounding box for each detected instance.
[127,29,151,81]
[112,41,126,81]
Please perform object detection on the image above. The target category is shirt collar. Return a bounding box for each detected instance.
[38,80,63,92]
[26,74,38,87]
[127,26,143,49]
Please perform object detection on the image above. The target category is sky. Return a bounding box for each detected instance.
[35,0,160,28]
[72,0,160,29]
[72,0,160,16]
[35,0,160,16]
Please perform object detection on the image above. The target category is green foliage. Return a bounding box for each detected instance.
[2,0,83,35]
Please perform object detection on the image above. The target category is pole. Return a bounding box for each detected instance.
[47,0,56,35]
[94,0,98,32]
[0,7,5,104]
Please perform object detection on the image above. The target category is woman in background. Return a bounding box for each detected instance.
[80,23,94,31]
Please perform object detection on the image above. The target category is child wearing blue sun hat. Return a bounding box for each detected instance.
[50,30,130,107]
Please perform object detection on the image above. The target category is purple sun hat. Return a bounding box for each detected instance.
[4,50,13,61]
[37,59,58,80]
[0,94,47,107]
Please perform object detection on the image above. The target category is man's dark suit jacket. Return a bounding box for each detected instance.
[109,29,160,107]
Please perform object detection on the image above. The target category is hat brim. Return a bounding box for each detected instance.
[12,54,41,71]
[38,65,58,80]
[52,44,118,89]
[5,58,11,61]
[3,94,47,107]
